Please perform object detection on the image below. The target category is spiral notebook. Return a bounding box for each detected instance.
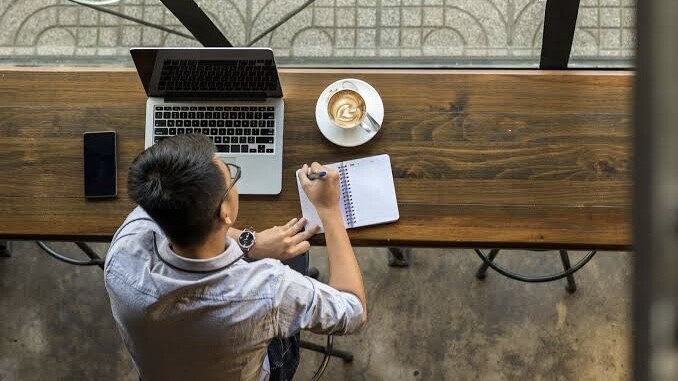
[296,154,399,233]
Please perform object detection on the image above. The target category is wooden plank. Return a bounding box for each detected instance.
[0,68,633,248]
[0,105,632,206]
[341,203,630,249]
[0,107,630,194]
[285,72,633,115]
[0,68,633,113]
[0,197,629,249]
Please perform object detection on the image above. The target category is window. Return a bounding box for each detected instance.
[0,0,634,68]
[569,0,634,67]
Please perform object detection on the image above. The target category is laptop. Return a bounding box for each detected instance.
[130,47,284,195]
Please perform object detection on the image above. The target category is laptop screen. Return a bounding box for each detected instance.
[130,48,283,100]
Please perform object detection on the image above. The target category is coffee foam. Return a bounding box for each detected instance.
[328,90,365,128]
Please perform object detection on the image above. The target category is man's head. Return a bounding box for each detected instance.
[127,134,238,247]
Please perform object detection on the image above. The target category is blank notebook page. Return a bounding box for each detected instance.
[296,154,399,233]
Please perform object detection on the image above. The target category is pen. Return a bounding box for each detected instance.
[307,171,327,180]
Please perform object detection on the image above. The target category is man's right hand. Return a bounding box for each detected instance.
[298,162,341,215]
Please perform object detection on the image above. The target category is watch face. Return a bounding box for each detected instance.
[239,231,255,247]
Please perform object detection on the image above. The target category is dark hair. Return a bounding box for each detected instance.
[127,134,226,247]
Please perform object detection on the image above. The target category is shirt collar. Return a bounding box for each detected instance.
[154,233,244,273]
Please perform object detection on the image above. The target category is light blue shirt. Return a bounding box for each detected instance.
[104,207,365,381]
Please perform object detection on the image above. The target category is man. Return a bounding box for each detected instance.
[104,134,367,381]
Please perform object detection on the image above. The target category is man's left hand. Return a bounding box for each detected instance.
[247,218,320,260]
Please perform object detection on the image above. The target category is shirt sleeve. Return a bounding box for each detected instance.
[273,264,365,338]
[105,206,157,271]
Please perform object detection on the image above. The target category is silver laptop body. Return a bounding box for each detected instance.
[131,47,284,195]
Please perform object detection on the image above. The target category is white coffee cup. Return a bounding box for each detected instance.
[325,80,381,134]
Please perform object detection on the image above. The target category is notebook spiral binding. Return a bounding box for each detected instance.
[338,164,357,228]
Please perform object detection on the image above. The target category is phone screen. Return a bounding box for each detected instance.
[83,131,117,198]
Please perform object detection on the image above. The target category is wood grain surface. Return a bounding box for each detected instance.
[0,68,632,249]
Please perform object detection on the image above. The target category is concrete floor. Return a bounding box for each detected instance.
[0,241,631,380]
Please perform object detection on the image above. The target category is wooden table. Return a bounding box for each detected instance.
[0,68,632,249]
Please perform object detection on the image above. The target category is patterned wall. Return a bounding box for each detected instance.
[0,0,634,66]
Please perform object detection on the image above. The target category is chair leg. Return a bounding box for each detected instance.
[559,250,577,293]
[475,249,500,279]
[387,247,410,267]
[0,241,11,257]
[300,339,353,362]
[75,242,104,269]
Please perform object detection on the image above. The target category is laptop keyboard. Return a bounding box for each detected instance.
[158,60,278,92]
[153,105,276,154]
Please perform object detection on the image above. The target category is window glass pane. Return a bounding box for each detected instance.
[0,0,549,68]
[0,0,198,65]
[569,0,635,68]
[243,0,547,67]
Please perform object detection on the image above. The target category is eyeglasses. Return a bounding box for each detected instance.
[216,163,241,215]
[222,163,241,197]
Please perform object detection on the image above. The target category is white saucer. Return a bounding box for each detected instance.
[315,78,384,147]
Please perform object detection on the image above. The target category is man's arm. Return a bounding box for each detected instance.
[317,207,367,318]
[227,219,319,260]
[298,162,367,320]
[274,266,365,337]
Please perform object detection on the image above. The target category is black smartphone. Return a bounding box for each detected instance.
[83,131,117,199]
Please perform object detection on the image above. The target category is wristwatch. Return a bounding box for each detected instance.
[237,228,256,255]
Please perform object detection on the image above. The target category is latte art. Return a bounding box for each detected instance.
[328,90,366,128]
[336,104,361,122]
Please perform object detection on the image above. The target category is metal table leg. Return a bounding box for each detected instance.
[36,241,104,268]
[474,249,597,293]
[559,250,577,293]
[475,249,500,279]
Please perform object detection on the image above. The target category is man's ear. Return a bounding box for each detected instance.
[218,200,233,227]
